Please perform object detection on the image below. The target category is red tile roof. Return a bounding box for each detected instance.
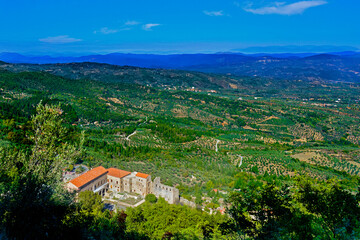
[107,168,131,179]
[136,172,149,179]
[69,166,107,188]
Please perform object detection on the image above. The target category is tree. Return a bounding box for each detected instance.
[226,183,313,239]
[145,193,157,203]
[67,164,74,171]
[78,190,104,213]
[226,176,360,240]
[195,194,203,205]
[236,118,246,127]
[0,102,84,239]
[296,177,360,238]
[28,103,83,185]
[206,180,215,191]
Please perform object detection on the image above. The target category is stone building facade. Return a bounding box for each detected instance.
[134,172,152,196]
[67,166,109,196]
[107,168,131,192]
[109,171,152,196]
[122,174,133,193]
[67,166,179,204]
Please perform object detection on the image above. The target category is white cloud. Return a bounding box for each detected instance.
[125,20,140,26]
[244,1,327,15]
[93,21,141,34]
[39,35,82,43]
[94,26,133,34]
[203,10,224,16]
[94,27,118,34]
[142,23,161,31]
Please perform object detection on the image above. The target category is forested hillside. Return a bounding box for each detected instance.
[1,67,360,188]
[1,66,360,239]
[2,61,360,101]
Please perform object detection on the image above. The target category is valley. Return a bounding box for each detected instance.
[1,61,360,239]
[1,64,360,194]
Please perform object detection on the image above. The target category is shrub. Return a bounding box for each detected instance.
[67,164,74,171]
[145,193,157,203]
[76,166,85,174]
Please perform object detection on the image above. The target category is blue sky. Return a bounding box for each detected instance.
[0,0,359,54]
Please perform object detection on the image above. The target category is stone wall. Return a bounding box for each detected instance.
[151,177,180,204]
[179,197,196,208]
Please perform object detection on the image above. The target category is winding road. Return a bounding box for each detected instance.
[126,131,137,141]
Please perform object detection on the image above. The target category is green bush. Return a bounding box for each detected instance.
[67,164,74,171]
[145,193,157,203]
[75,166,85,174]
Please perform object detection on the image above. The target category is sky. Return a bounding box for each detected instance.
[0,0,359,55]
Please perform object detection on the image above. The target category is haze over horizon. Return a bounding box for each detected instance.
[1,0,359,55]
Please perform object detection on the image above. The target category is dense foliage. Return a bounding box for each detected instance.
[227,174,360,239]
[0,103,82,239]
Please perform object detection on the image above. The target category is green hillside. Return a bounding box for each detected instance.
[1,67,360,239]
[1,69,360,189]
[2,61,360,101]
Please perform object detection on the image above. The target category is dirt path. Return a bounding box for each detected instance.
[215,140,220,152]
[126,131,137,141]
[237,155,243,167]
[258,116,279,123]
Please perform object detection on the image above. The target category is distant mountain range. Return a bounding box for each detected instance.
[231,45,359,54]
[1,51,360,65]
[1,51,360,83]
